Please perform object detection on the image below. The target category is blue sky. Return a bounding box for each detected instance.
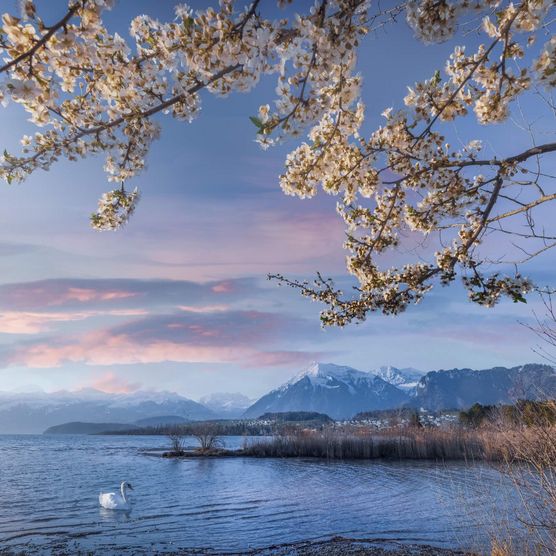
[0,0,554,399]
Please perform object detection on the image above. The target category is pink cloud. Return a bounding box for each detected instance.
[244,350,329,368]
[178,304,229,313]
[89,372,141,394]
[0,309,148,334]
[5,314,322,368]
[8,331,258,367]
[64,288,138,304]
[0,282,140,310]
[8,338,321,369]
[211,281,235,293]
[0,311,91,334]
[104,309,149,317]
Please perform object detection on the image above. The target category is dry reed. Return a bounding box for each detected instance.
[242,426,516,461]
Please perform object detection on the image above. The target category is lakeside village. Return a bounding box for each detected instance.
[336,409,460,430]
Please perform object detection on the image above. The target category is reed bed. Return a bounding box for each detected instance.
[242,425,552,462]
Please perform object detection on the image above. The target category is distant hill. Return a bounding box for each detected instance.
[45,415,190,434]
[243,362,409,420]
[44,422,139,435]
[134,415,190,427]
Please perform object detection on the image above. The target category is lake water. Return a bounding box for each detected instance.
[0,434,527,555]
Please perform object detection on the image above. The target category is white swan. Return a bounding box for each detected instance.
[99,481,134,510]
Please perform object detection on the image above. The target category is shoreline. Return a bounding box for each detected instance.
[0,537,478,556]
[151,449,492,462]
[207,537,477,556]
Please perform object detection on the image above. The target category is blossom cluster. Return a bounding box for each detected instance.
[90,187,141,231]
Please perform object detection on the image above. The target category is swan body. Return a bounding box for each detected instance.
[99,481,133,510]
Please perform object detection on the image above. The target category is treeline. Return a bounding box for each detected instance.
[258,411,332,424]
[353,408,427,421]
[459,400,556,428]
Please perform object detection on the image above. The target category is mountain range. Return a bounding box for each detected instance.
[1,362,555,432]
[0,389,216,434]
[241,362,556,419]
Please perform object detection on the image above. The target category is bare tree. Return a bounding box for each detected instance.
[167,429,185,455]
[496,404,556,554]
[193,423,222,453]
[527,292,556,364]
[489,301,556,552]
[497,294,556,552]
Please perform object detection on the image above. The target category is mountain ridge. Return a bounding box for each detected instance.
[410,363,556,410]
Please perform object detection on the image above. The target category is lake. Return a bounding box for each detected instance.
[0,434,526,555]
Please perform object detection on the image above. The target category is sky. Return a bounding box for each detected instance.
[0,0,554,400]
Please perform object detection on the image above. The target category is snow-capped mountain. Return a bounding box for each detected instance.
[373,366,426,390]
[199,392,254,418]
[243,362,409,420]
[0,389,216,434]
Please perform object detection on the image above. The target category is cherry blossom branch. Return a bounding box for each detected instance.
[0,3,81,74]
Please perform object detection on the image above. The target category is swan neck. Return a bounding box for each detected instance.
[120,482,127,503]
